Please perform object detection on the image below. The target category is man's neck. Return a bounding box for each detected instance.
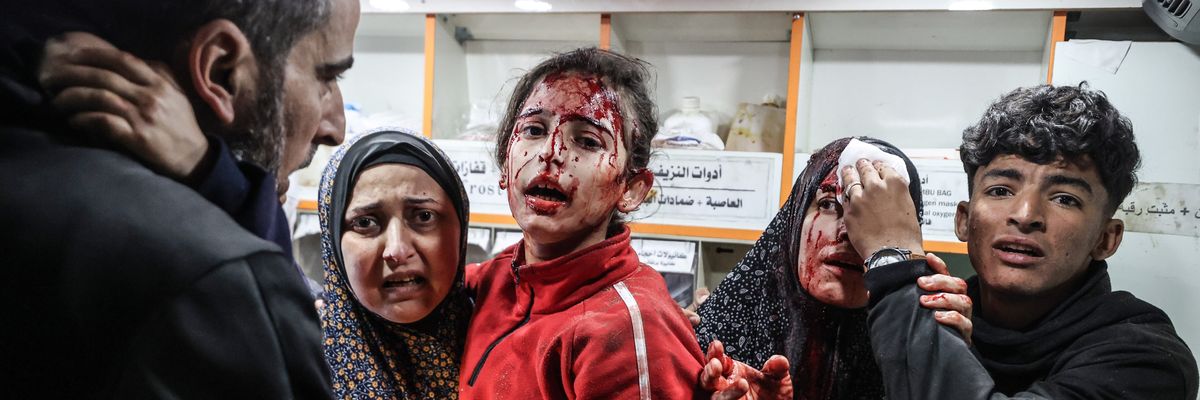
[979,270,1090,331]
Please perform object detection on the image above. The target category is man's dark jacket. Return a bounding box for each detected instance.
[0,124,333,398]
[865,260,1198,399]
[0,23,333,395]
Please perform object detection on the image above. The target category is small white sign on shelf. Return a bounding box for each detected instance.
[491,229,525,256]
[630,238,697,275]
[467,227,492,252]
[632,149,782,231]
[911,158,969,243]
[434,140,510,216]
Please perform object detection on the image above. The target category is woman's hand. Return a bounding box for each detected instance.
[917,253,974,346]
[39,32,209,182]
[701,340,793,400]
[840,159,925,261]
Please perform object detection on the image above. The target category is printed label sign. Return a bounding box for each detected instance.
[467,227,492,252]
[630,238,697,274]
[911,158,970,243]
[492,230,525,256]
[434,140,510,216]
[1117,182,1200,237]
[632,149,781,230]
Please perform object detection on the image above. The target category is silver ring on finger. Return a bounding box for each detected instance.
[843,182,863,203]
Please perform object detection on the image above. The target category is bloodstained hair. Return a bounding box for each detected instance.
[495,47,658,234]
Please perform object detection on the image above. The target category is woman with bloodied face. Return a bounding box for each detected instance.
[695,137,974,400]
[457,48,714,399]
[319,130,472,398]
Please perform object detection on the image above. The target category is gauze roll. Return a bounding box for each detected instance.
[836,138,909,203]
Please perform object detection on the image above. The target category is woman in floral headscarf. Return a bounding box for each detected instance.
[318,129,472,398]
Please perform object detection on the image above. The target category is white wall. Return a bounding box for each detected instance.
[431,20,469,139]
[339,35,425,123]
[465,41,598,113]
[794,18,815,153]
[806,49,1044,150]
[625,41,790,134]
[1053,41,1200,353]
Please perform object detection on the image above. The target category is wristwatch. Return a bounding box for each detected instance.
[865,247,925,271]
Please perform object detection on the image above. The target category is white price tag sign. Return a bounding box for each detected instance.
[434,140,510,216]
[633,149,782,230]
[630,238,697,275]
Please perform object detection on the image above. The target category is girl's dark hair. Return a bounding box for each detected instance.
[494,47,658,234]
[961,83,1140,213]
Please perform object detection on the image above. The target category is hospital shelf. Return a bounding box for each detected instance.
[301,4,1115,260]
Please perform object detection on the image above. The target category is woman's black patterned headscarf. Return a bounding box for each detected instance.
[318,130,472,399]
[696,136,922,400]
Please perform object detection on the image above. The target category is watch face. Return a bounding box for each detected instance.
[868,248,909,269]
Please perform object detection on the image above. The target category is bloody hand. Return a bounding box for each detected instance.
[916,253,975,346]
[702,340,794,400]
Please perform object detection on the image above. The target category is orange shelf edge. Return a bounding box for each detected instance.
[924,240,968,255]
[1046,10,1068,84]
[421,14,436,139]
[469,213,518,226]
[628,222,763,242]
[781,12,805,205]
[469,213,763,242]
[599,14,612,50]
[297,200,319,212]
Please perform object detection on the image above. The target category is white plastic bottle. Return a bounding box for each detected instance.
[653,97,725,150]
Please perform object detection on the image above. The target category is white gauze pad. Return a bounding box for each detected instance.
[836,138,909,203]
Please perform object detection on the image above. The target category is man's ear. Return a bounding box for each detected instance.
[185,19,257,125]
[617,169,654,213]
[955,200,971,242]
[1091,218,1124,261]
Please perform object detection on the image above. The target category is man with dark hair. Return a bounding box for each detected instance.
[0,0,355,397]
[840,84,1198,399]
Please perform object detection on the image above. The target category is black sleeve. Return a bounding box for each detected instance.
[111,252,332,399]
[865,260,1050,400]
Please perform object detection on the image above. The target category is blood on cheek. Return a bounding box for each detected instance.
[801,211,828,288]
[800,209,845,292]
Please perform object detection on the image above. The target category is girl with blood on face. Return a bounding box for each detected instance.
[459,48,776,399]
[696,137,975,400]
